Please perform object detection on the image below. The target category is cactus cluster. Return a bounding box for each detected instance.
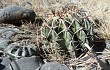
[41,8,93,58]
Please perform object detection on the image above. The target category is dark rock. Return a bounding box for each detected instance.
[0,51,4,57]
[0,5,36,26]
[92,31,106,55]
[0,57,2,63]
[0,64,5,70]
[92,40,106,55]
[4,56,44,70]
[35,17,44,26]
[36,62,70,70]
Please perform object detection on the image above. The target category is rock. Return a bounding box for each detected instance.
[92,40,106,55]
[0,57,12,70]
[4,56,44,70]
[0,63,5,70]
[0,5,36,26]
[1,57,11,67]
[0,57,5,70]
[0,38,12,50]
[35,17,43,26]
[105,40,110,49]
[36,62,70,70]
[4,42,40,59]
[75,65,97,70]
[0,27,19,39]
[0,57,2,63]
[96,56,110,70]
[75,67,87,70]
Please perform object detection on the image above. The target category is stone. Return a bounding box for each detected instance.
[36,62,70,70]
[4,42,40,59]
[0,57,12,70]
[1,57,11,67]
[0,38,12,50]
[0,27,19,39]
[4,56,44,70]
[0,5,36,26]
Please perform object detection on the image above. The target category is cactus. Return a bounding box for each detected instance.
[42,9,93,58]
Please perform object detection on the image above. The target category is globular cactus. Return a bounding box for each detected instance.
[42,8,93,58]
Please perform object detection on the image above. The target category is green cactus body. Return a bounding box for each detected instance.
[42,9,93,58]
